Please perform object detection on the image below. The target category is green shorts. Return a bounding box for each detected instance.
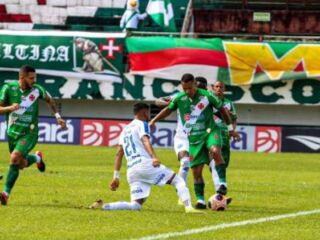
[8,133,38,157]
[189,128,222,168]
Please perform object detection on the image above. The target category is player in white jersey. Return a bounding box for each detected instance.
[89,102,202,213]
[155,95,190,187]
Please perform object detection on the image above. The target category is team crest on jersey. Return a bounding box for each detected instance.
[29,94,35,101]
[184,114,190,121]
[189,155,194,161]
[198,103,205,110]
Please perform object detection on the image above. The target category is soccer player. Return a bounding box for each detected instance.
[149,74,238,209]
[210,81,238,192]
[90,102,202,213]
[0,65,66,205]
[154,76,209,190]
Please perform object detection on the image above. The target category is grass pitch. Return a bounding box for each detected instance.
[0,143,319,240]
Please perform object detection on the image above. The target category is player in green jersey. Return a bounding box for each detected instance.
[209,81,238,195]
[150,74,238,209]
[0,65,66,205]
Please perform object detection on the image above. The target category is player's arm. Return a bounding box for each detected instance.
[0,85,19,114]
[220,108,240,141]
[154,96,171,108]
[142,135,160,167]
[0,102,19,114]
[110,145,124,191]
[42,93,67,129]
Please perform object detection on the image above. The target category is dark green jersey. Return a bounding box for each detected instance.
[0,81,47,138]
[213,97,237,130]
[168,88,223,143]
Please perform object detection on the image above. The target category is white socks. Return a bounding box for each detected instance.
[171,175,192,208]
[178,156,189,184]
[209,160,220,192]
[102,201,141,211]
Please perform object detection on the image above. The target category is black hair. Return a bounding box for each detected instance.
[195,76,208,89]
[133,102,150,115]
[181,73,194,83]
[20,65,36,74]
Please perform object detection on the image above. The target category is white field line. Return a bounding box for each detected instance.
[131,209,320,240]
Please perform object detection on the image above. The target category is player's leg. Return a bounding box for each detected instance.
[208,129,227,195]
[174,134,190,184]
[102,181,149,211]
[209,131,229,191]
[189,142,209,209]
[22,134,45,172]
[1,137,22,205]
[102,199,143,211]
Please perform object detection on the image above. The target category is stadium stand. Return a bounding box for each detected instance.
[0,0,188,32]
[193,0,320,35]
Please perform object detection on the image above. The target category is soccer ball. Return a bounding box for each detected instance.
[208,194,227,211]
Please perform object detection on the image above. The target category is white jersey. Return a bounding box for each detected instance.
[168,93,185,138]
[119,119,151,170]
[119,119,174,200]
[168,93,189,154]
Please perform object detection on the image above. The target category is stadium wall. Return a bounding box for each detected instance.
[0,115,318,153]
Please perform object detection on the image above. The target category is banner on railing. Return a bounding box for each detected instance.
[127,37,320,86]
[0,30,125,84]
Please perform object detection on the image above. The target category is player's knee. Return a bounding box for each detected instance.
[19,159,28,169]
[178,151,188,160]
[131,201,142,210]
[10,152,23,165]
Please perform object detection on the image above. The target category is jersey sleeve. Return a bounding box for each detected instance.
[138,121,151,139]
[0,84,9,103]
[167,94,179,111]
[35,84,48,99]
[208,91,223,109]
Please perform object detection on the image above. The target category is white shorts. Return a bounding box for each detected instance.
[173,133,189,155]
[127,163,174,201]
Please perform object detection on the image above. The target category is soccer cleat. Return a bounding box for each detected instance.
[89,199,103,209]
[217,184,227,195]
[0,192,9,206]
[185,207,205,214]
[226,197,232,205]
[195,200,207,209]
[177,199,184,206]
[35,151,46,172]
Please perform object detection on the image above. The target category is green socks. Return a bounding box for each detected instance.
[194,182,205,201]
[26,154,38,167]
[3,165,20,194]
[215,163,227,184]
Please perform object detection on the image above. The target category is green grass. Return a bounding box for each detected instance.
[0,143,319,240]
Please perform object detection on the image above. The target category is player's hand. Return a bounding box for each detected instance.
[9,103,19,112]
[149,121,155,130]
[110,178,120,191]
[152,157,160,167]
[57,118,67,129]
[229,130,241,141]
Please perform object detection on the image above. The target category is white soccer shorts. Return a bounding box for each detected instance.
[127,163,174,201]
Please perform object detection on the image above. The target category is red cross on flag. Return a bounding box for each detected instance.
[99,38,123,59]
